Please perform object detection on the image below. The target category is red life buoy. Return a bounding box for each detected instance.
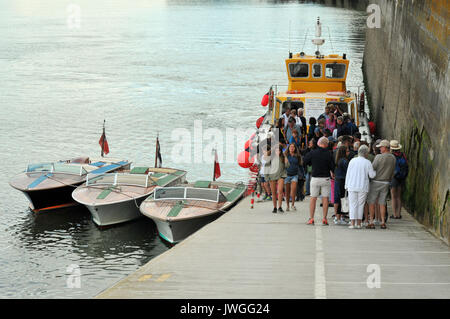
[237,151,254,169]
[286,90,306,95]
[261,93,269,107]
[256,116,264,128]
[249,163,259,173]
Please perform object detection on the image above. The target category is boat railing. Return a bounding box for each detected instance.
[86,172,155,188]
[26,162,88,176]
[153,187,222,203]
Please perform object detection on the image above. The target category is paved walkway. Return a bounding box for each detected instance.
[97,196,450,299]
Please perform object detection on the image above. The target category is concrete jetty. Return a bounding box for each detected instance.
[97,197,450,299]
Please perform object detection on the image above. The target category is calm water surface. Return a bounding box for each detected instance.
[0,0,367,297]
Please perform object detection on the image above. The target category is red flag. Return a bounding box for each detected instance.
[99,131,109,156]
[213,149,221,180]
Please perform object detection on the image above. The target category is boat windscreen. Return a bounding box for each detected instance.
[154,187,186,200]
[86,173,152,187]
[186,188,220,202]
[26,163,87,175]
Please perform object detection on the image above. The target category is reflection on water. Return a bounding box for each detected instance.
[0,0,367,297]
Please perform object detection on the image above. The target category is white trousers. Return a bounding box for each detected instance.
[348,191,368,220]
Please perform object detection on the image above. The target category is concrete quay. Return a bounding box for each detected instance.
[96,196,450,299]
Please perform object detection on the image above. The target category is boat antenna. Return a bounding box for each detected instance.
[311,17,325,56]
[301,28,308,52]
[327,26,334,52]
[288,20,292,58]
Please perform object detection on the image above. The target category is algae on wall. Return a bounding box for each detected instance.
[362,0,449,244]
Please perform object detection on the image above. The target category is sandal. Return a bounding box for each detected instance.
[366,223,375,229]
[380,223,387,229]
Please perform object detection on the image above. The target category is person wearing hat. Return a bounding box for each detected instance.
[390,140,408,219]
[366,140,397,229]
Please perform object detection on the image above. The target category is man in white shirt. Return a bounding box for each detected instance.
[345,145,376,229]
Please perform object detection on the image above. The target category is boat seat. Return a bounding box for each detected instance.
[194,180,211,188]
[130,167,149,174]
[70,157,89,164]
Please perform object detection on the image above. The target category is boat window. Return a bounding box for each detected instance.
[312,63,322,78]
[26,163,53,172]
[289,63,309,78]
[327,102,348,114]
[282,101,304,113]
[53,163,87,175]
[325,63,346,79]
[186,188,219,202]
[155,187,185,200]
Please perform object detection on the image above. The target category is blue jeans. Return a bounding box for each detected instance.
[305,172,311,195]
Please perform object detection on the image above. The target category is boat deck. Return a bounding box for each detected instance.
[96,197,450,299]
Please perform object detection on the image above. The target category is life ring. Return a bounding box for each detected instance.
[326,91,346,96]
[286,90,306,95]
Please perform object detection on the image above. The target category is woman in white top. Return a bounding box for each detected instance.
[345,145,376,228]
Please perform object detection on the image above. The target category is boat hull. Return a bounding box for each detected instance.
[86,197,147,227]
[154,212,224,244]
[22,183,83,212]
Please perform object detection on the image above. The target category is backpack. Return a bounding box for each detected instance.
[394,152,409,180]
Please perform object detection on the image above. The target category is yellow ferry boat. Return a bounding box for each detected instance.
[256,17,370,144]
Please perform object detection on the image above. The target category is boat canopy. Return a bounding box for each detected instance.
[26,162,89,176]
[153,187,227,203]
[86,173,155,188]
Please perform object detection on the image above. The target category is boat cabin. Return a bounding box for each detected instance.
[269,18,360,127]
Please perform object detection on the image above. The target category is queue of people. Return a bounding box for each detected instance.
[256,105,409,230]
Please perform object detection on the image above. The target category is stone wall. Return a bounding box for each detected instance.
[363,0,449,243]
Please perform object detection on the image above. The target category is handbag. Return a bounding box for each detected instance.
[341,190,349,213]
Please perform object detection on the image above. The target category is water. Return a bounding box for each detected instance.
[0,0,367,297]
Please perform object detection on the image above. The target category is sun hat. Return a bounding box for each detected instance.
[390,140,402,150]
[376,139,390,148]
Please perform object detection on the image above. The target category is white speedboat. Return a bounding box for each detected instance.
[72,167,187,227]
[140,181,246,244]
[9,157,130,212]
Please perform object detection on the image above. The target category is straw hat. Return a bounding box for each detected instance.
[390,140,402,150]
[376,139,390,148]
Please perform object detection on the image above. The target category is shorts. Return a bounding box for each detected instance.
[260,175,266,183]
[284,175,298,184]
[367,181,390,205]
[310,177,331,198]
[390,177,405,188]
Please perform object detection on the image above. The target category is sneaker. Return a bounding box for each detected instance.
[348,225,355,229]
[322,219,329,226]
[272,208,277,214]
[278,207,284,213]
[334,217,338,224]
[266,195,272,201]
[355,224,362,229]
[262,194,269,201]
[339,219,347,225]
[307,218,314,225]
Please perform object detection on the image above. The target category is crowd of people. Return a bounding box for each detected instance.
[256,104,409,229]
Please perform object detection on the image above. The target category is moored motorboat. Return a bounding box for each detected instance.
[9,157,130,212]
[72,167,187,227]
[140,181,246,244]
